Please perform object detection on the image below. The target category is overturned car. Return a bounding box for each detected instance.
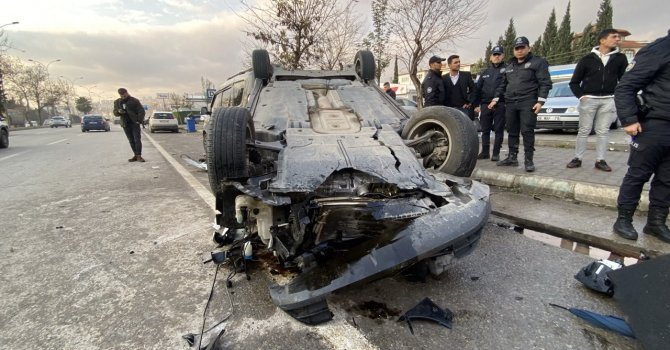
[204,50,490,324]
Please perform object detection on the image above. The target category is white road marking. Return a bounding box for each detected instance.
[146,133,378,349]
[143,131,215,211]
[47,138,68,145]
[0,151,27,162]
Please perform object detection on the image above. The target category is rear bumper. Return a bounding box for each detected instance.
[151,125,179,131]
[82,124,108,131]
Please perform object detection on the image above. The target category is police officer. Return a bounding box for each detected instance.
[422,55,447,107]
[473,45,506,161]
[488,36,552,172]
[612,30,670,243]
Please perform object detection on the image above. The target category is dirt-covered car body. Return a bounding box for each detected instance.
[205,50,490,324]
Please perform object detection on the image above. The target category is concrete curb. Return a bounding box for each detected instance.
[472,169,650,211]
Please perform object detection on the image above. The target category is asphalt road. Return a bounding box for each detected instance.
[0,126,641,349]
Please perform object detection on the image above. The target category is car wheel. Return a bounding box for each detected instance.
[402,106,479,177]
[354,50,376,82]
[0,129,9,148]
[207,107,256,192]
[252,49,272,80]
[150,128,155,133]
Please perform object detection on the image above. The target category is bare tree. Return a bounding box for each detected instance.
[0,56,31,117]
[238,0,358,69]
[388,0,486,107]
[201,76,215,93]
[313,1,363,70]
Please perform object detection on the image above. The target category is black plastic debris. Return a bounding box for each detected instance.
[285,299,333,325]
[398,297,453,334]
[574,259,622,296]
[609,254,670,350]
[181,333,196,347]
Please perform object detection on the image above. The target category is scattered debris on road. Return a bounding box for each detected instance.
[398,297,453,334]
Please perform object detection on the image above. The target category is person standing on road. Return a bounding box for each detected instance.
[567,29,628,172]
[383,82,396,100]
[444,55,475,119]
[488,36,552,172]
[114,88,146,162]
[473,45,506,161]
[422,55,447,107]
[612,30,670,243]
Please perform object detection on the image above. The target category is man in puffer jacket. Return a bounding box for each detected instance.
[567,29,628,172]
[113,88,146,162]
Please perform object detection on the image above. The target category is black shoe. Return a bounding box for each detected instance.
[525,161,535,172]
[128,155,137,162]
[643,207,670,243]
[477,152,490,160]
[613,206,638,240]
[491,154,500,162]
[497,154,518,166]
[136,155,146,162]
[595,160,612,172]
[566,158,581,168]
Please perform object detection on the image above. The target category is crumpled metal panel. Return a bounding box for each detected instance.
[269,127,451,196]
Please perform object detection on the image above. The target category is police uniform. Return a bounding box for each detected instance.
[612,30,670,242]
[473,45,506,160]
[422,56,447,107]
[492,37,552,172]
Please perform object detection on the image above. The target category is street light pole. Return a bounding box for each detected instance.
[0,21,19,30]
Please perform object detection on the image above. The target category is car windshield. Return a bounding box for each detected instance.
[547,83,574,98]
[153,113,174,119]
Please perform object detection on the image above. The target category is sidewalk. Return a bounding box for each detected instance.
[471,130,651,211]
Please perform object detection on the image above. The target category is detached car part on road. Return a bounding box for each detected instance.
[203,50,490,324]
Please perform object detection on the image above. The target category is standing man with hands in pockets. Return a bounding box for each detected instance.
[473,45,506,161]
[566,29,628,172]
[114,88,146,162]
[488,36,552,172]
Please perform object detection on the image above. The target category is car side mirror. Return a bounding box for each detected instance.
[200,106,210,115]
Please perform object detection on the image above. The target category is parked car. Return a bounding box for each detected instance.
[202,49,490,324]
[50,116,72,128]
[536,81,618,132]
[148,111,178,133]
[395,97,418,115]
[0,115,9,148]
[81,114,110,132]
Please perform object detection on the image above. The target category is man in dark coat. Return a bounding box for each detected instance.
[488,36,552,172]
[612,30,670,243]
[383,82,396,99]
[473,45,506,161]
[567,29,628,172]
[422,55,447,107]
[444,55,475,119]
[113,88,146,162]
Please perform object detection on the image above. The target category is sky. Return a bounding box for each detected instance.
[2,0,668,102]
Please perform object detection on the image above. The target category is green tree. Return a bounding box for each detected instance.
[75,96,92,114]
[484,40,493,59]
[595,0,613,34]
[502,19,516,59]
[576,22,596,58]
[392,55,398,84]
[362,0,391,82]
[532,36,543,56]
[555,1,573,64]
[539,8,559,64]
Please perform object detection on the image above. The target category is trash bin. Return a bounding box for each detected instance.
[186,117,196,133]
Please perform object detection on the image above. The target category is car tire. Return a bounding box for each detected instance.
[207,107,256,192]
[0,129,9,148]
[150,128,155,133]
[354,50,376,82]
[402,106,479,177]
[252,49,272,81]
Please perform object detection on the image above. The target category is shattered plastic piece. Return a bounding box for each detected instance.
[181,154,208,171]
[549,303,635,338]
[181,333,196,347]
[574,259,622,296]
[284,299,333,325]
[398,297,453,334]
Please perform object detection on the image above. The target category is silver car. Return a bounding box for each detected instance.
[50,116,72,128]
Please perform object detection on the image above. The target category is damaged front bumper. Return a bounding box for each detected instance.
[269,176,490,324]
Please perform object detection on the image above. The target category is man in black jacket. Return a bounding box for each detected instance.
[488,36,552,172]
[567,29,628,172]
[422,55,447,107]
[612,30,670,243]
[444,55,475,119]
[473,45,506,161]
[383,82,396,100]
[113,88,146,162]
